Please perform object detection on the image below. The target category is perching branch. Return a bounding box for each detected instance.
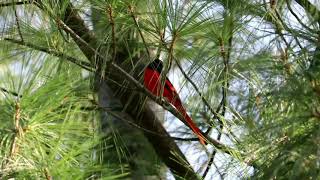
[100,105,202,142]
[54,6,235,154]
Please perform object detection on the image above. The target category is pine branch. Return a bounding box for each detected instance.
[286,0,315,33]
[294,0,320,25]
[128,5,150,58]
[53,2,236,155]
[106,4,116,72]
[51,1,201,179]
[174,59,221,129]
[14,9,24,42]
[3,38,94,72]
[7,0,237,158]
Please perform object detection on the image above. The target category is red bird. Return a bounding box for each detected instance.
[144,59,206,145]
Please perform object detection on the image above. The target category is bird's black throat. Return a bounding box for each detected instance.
[147,59,163,73]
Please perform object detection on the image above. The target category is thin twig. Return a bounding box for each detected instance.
[156,29,166,59]
[0,87,21,97]
[273,8,303,50]
[76,103,203,142]
[202,149,220,179]
[174,59,221,127]
[285,0,315,33]
[213,161,225,180]
[270,10,290,48]
[128,5,150,58]
[160,32,177,98]
[3,38,94,72]
[294,0,320,25]
[107,4,116,68]
[14,9,24,42]
[203,27,234,178]
[97,104,217,143]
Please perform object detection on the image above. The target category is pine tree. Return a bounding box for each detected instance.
[0,0,319,179]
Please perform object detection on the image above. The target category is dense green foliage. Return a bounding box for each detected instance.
[0,0,319,179]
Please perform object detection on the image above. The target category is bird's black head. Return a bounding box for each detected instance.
[147,59,163,73]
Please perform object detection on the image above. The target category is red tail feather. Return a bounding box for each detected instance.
[173,101,207,145]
